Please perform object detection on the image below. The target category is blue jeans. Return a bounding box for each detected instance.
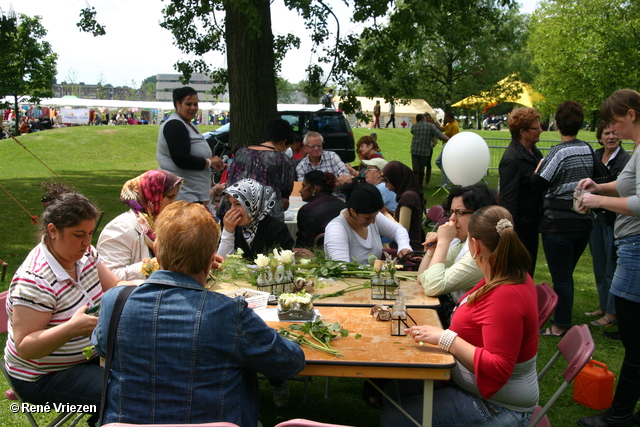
[542,231,591,329]
[380,380,532,427]
[589,212,616,314]
[611,235,640,303]
[9,358,102,424]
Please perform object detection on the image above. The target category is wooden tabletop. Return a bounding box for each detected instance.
[209,277,440,309]
[266,306,455,380]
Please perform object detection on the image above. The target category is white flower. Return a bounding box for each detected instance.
[254,254,269,268]
[272,248,281,262]
[300,259,311,265]
[236,248,244,256]
[279,249,295,265]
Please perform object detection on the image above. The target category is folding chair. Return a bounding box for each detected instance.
[423,205,445,230]
[275,419,354,427]
[0,291,87,427]
[527,324,595,427]
[536,283,559,329]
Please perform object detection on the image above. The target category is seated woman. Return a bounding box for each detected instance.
[382,161,425,251]
[94,201,305,426]
[347,135,384,178]
[218,178,294,259]
[296,170,346,247]
[324,182,412,264]
[381,206,539,427]
[4,186,121,427]
[417,184,497,300]
[97,170,183,280]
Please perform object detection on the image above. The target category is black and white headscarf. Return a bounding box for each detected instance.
[223,178,277,244]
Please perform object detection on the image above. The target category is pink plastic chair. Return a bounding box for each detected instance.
[527,324,595,427]
[274,419,354,427]
[423,205,446,231]
[536,283,559,329]
[103,424,240,427]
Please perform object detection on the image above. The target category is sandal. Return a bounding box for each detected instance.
[590,315,618,326]
[584,309,605,317]
[540,327,567,337]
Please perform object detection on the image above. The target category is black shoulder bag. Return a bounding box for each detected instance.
[585,142,615,184]
[98,285,136,425]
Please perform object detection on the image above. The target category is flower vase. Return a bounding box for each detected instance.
[371,272,385,300]
[256,269,269,289]
[384,270,399,300]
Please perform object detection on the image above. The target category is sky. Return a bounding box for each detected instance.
[3,0,539,89]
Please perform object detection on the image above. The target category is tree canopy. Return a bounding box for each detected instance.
[527,0,640,121]
[0,10,57,135]
[354,0,527,110]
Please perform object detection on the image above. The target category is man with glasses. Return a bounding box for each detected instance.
[296,131,352,185]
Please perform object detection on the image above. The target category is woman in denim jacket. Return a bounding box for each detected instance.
[94,201,305,427]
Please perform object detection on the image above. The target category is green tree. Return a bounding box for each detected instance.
[527,0,640,123]
[355,0,527,110]
[0,10,57,135]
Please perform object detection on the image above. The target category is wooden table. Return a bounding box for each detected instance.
[266,306,455,427]
[210,276,440,309]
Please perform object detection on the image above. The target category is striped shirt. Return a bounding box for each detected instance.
[537,139,593,201]
[4,242,103,381]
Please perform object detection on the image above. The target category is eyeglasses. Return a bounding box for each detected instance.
[305,144,323,149]
[447,209,474,217]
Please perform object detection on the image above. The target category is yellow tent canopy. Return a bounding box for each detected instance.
[452,76,544,109]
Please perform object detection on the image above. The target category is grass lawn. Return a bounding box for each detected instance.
[0,124,634,426]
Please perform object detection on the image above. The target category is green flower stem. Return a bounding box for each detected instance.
[279,330,342,356]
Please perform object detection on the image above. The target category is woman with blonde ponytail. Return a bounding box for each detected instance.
[381,206,539,427]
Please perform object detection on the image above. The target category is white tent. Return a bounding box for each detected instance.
[354,97,437,128]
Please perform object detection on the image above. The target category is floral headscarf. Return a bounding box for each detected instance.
[223,178,277,244]
[120,170,183,241]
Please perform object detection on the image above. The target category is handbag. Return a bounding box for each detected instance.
[98,285,136,425]
[584,142,615,184]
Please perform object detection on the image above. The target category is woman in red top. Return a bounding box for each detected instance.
[381,205,539,427]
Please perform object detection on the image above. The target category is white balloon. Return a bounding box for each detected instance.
[441,132,490,186]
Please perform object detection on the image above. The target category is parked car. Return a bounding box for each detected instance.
[203,108,356,163]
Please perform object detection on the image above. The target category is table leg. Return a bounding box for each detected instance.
[366,379,422,427]
[422,379,433,427]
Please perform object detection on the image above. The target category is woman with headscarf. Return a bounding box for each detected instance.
[382,161,425,251]
[218,178,294,259]
[98,170,184,280]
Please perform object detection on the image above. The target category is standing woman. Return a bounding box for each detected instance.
[382,161,425,251]
[97,170,184,280]
[224,118,296,221]
[157,86,222,206]
[4,186,121,427]
[499,107,544,276]
[381,206,538,427]
[576,89,640,427]
[533,101,594,338]
[296,171,346,248]
[585,121,630,327]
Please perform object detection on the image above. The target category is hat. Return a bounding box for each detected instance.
[362,158,388,171]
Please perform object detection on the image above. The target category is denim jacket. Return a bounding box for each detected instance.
[93,270,305,426]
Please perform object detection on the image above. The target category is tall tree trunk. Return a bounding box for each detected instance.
[225,0,278,147]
